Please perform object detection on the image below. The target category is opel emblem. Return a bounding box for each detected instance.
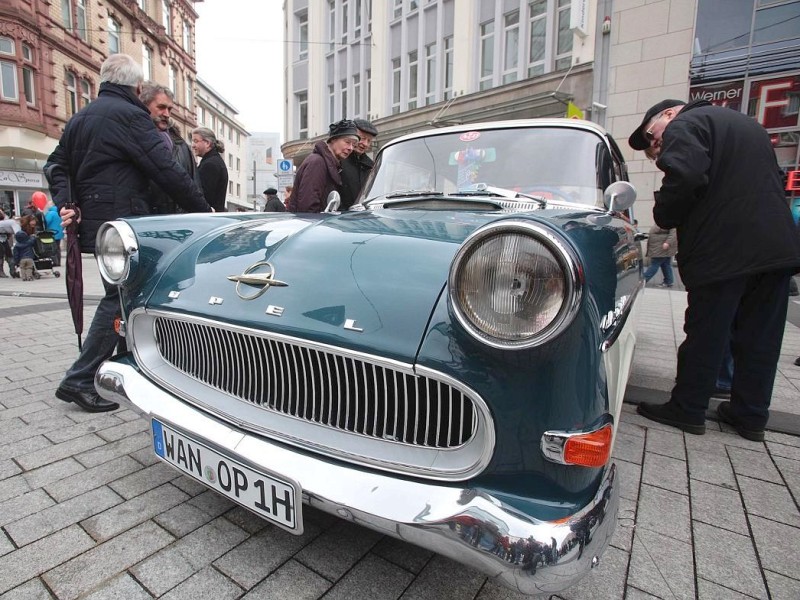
[227,261,288,300]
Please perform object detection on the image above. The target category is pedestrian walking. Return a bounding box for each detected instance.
[643,224,677,287]
[140,82,201,214]
[288,119,360,213]
[262,188,285,212]
[339,118,377,210]
[44,54,212,413]
[629,98,800,441]
[192,126,228,212]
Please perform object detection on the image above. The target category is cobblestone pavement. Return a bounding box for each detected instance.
[0,276,799,598]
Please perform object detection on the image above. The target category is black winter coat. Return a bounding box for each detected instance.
[654,100,800,288]
[339,151,374,210]
[197,149,229,212]
[44,82,210,252]
[288,141,343,213]
[150,127,201,215]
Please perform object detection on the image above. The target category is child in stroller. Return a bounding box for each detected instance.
[16,214,61,279]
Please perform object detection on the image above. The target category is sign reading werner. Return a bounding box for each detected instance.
[0,170,44,189]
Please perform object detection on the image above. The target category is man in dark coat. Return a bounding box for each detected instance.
[44,54,212,413]
[191,126,229,212]
[140,82,201,214]
[339,118,377,210]
[288,120,360,213]
[630,99,800,441]
[262,188,285,212]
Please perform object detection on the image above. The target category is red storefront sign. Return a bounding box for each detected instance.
[748,75,800,129]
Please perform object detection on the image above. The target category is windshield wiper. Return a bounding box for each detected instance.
[451,185,547,208]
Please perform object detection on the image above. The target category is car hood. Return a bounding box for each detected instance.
[146,210,484,361]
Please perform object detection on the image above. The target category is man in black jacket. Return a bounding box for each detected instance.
[630,99,800,441]
[339,118,377,210]
[45,54,212,412]
[140,82,200,214]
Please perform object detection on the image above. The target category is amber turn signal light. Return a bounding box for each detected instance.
[563,425,613,467]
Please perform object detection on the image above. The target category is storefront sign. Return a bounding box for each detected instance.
[787,170,800,192]
[0,170,44,188]
[689,80,744,111]
[748,75,800,129]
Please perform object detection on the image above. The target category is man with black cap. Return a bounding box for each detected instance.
[262,188,285,212]
[288,119,360,213]
[339,118,378,210]
[629,98,800,441]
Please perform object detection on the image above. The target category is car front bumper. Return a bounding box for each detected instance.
[96,358,619,596]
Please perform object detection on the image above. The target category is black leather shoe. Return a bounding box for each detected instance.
[794,356,800,367]
[637,401,706,435]
[716,401,765,442]
[56,386,119,413]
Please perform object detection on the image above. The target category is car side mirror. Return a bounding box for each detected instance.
[603,181,637,213]
[324,191,341,213]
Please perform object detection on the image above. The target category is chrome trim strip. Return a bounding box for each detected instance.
[600,281,645,353]
[96,360,618,597]
[129,308,495,481]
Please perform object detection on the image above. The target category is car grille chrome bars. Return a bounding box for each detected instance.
[152,316,478,449]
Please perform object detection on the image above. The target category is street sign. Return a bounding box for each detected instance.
[278,159,293,174]
[276,174,294,186]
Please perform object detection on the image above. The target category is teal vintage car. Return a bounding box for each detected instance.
[95,119,643,596]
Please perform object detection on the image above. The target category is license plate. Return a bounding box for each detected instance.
[151,418,302,534]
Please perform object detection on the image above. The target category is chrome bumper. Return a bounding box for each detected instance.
[96,360,619,596]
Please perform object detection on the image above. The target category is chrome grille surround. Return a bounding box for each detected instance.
[128,309,495,481]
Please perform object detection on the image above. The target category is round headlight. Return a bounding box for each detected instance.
[449,221,582,349]
[96,221,138,284]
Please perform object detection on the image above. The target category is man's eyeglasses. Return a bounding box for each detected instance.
[644,112,666,142]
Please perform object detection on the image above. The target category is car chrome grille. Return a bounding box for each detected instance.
[153,316,478,448]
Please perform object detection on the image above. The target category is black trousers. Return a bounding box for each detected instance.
[671,270,791,429]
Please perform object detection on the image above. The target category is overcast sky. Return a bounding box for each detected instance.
[194,1,284,136]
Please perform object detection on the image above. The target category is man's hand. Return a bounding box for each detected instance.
[662,242,670,250]
[60,206,79,228]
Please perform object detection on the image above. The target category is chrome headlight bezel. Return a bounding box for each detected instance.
[448,220,583,350]
[95,221,138,285]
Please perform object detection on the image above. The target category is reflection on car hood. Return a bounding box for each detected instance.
[146,210,486,361]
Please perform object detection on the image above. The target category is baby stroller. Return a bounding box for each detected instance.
[31,229,61,279]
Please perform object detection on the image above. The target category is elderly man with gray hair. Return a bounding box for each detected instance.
[44,53,212,413]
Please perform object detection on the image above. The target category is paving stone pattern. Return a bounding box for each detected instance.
[1,292,799,598]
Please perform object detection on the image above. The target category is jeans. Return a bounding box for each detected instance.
[716,342,734,390]
[671,271,791,429]
[60,279,123,392]
[644,257,674,285]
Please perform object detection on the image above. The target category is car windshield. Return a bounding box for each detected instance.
[360,126,608,208]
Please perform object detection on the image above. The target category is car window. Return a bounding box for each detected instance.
[361,127,610,207]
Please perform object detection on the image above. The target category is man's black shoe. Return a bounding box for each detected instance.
[716,401,765,442]
[794,356,800,367]
[56,386,119,413]
[711,387,731,398]
[637,401,706,435]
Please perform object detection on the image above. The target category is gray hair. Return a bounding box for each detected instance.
[100,54,144,87]
[139,81,174,106]
[192,126,225,153]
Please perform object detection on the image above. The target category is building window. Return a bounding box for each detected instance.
[367,69,372,116]
[393,0,402,19]
[297,91,308,139]
[555,0,572,71]
[236,183,241,196]
[0,36,13,56]
[443,36,453,100]
[80,79,91,108]
[236,157,241,170]
[61,0,73,31]
[162,0,171,33]
[21,43,35,106]
[185,76,192,108]
[391,58,401,114]
[76,0,87,41]
[228,180,233,194]
[228,153,233,168]
[353,73,361,116]
[298,11,308,59]
[342,0,349,43]
[480,21,495,91]
[142,45,152,80]
[340,78,347,119]
[425,43,436,105]
[503,10,520,84]
[0,60,17,101]
[108,18,121,54]
[407,50,418,110]
[137,0,147,12]
[66,72,77,116]
[528,0,546,77]
[182,21,191,52]
[354,0,362,38]
[328,1,335,52]
[168,64,177,95]
[328,84,335,122]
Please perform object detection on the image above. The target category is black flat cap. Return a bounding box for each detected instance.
[353,118,378,137]
[628,99,686,150]
[264,188,278,195]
